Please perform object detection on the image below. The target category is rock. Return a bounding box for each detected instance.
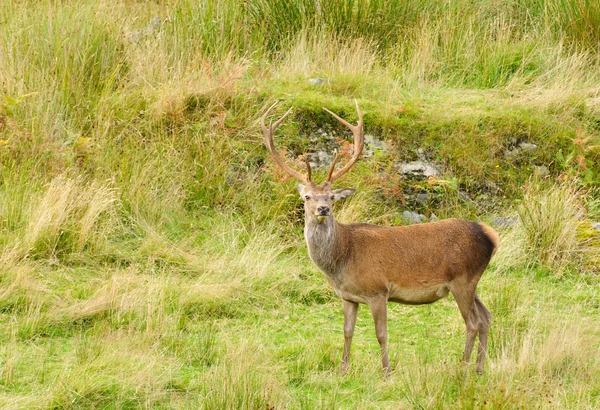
[415,192,429,204]
[519,142,538,152]
[365,134,387,150]
[309,127,333,142]
[504,141,538,158]
[430,213,439,222]
[533,165,549,177]
[307,150,333,169]
[484,181,501,194]
[493,216,519,228]
[363,134,388,157]
[592,222,600,232]
[308,78,329,86]
[307,128,387,163]
[396,160,441,178]
[458,190,470,201]
[402,211,426,224]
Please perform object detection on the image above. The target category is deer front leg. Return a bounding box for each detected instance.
[342,300,359,373]
[368,296,390,376]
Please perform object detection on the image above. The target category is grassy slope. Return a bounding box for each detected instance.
[1,0,600,408]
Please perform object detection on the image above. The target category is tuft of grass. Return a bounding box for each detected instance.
[199,363,279,410]
[517,181,583,273]
[492,181,593,275]
[22,176,119,259]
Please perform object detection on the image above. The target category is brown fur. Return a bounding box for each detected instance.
[334,219,496,301]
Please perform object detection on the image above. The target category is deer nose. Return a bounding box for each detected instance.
[317,206,330,215]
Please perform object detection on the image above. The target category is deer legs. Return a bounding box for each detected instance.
[451,284,491,374]
[473,294,491,373]
[368,296,390,376]
[342,297,390,376]
[341,289,490,376]
[341,300,359,373]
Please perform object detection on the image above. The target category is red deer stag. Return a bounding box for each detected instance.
[261,101,498,375]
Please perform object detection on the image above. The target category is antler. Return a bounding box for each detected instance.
[261,101,311,182]
[322,100,364,183]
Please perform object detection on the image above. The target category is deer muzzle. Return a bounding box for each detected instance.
[315,206,330,223]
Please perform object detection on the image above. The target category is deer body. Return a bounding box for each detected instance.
[262,101,498,375]
[305,218,496,306]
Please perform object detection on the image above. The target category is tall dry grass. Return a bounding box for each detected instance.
[493,181,587,275]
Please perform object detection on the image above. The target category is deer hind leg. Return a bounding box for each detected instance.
[474,293,491,374]
[341,300,359,373]
[367,296,390,376]
[449,282,479,369]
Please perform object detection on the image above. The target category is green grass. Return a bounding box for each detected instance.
[1,255,599,408]
[1,0,600,408]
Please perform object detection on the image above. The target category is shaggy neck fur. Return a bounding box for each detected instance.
[304,215,344,277]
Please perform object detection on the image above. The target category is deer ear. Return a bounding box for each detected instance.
[297,183,306,196]
[331,189,355,201]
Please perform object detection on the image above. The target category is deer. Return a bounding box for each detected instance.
[261,100,499,375]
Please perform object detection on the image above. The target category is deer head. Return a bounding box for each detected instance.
[261,100,364,224]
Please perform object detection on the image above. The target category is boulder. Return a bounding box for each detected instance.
[493,216,519,228]
[402,211,426,224]
[308,78,329,86]
[396,160,441,178]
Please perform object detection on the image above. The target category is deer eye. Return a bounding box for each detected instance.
[304,195,310,200]
[330,195,335,200]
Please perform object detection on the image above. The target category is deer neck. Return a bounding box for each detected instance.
[304,216,346,277]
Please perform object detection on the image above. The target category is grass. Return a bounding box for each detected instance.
[1,0,600,408]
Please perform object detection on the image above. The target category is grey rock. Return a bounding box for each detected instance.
[396,160,441,178]
[416,192,429,204]
[504,141,538,158]
[484,181,501,194]
[365,134,387,150]
[307,150,333,169]
[533,165,549,177]
[308,78,329,86]
[493,216,519,228]
[309,127,333,142]
[403,211,426,224]
[365,135,388,157]
[363,134,388,158]
[519,142,538,152]
[592,222,600,232]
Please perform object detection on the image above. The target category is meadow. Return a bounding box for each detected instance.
[1,0,600,408]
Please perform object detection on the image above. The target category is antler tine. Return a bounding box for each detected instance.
[304,157,313,183]
[325,153,339,183]
[261,102,307,182]
[323,100,364,182]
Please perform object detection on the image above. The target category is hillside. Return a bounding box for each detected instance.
[1,1,599,408]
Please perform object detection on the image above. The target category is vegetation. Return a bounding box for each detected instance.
[0,0,599,408]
